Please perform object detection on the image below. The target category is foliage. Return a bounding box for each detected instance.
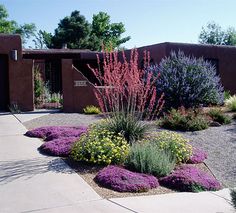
[89,49,164,120]
[34,66,45,106]
[39,137,79,157]
[159,165,221,192]
[208,108,231,124]
[101,113,149,144]
[125,142,176,177]
[70,123,129,165]
[224,90,231,101]
[32,30,52,49]
[199,21,236,45]
[95,165,159,192]
[149,51,224,109]
[225,95,236,112]
[0,4,36,45]
[45,10,130,50]
[8,102,21,114]
[83,105,101,114]
[187,147,208,164]
[230,189,236,210]
[158,107,209,131]
[89,12,130,51]
[148,131,192,163]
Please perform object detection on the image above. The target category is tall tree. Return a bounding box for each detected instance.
[89,12,131,50]
[47,10,130,50]
[199,21,236,46]
[48,10,91,49]
[32,30,52,49]
[0,4,36,45]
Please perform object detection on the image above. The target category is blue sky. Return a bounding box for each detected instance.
[2,0,236,48]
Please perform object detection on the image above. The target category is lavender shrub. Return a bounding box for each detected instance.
[95,165,159,192]
[159,165,221,192]
[149,51,224,109]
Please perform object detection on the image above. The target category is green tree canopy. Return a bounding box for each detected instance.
[47,10,130,50]
[199,21,236,46]
[0,4,36,45]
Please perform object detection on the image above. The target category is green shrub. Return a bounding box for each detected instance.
[225,95,236,112]
[34,66,44,105]
[231,189,236,210]
[224,90,231,101]
[125,142,176,177]
[208,108,231,124]
[83,105,101,114]
[70,123,129,165]
[148,131,192,163]
[102,113,149,144]
[158,107,209,131]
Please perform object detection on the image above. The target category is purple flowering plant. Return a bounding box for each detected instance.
[95,165,159,192]
[159,165,221,192]
[188,147,207,164]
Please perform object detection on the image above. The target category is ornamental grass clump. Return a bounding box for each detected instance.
[225,95,236,112]
[159,165,221,192]
[125,142,176,177]
[70,123,129,165]
[95,165,159,192]
[88,49,164,120]
[231,189,236,210]
[148,51,224,109]
[102,113,149,144]
[83,105,101,114]
[208,108,231,125]
[149,131,192,163]
[158,107,209,131]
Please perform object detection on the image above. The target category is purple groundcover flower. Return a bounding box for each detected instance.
[159,165,221,192]
[39,137,78,157]
[188,147,208,164]
[95,165,159,192]
[45,127,87,141]
[25,126,87,140]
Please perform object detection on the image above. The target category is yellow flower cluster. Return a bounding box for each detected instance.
[149,131,192,163]
[70,124,129,165]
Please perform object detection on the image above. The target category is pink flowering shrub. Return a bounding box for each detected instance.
[95,165,159,192]
[159,165,221,192]
[39,137,79,157]
[187,147,207,164]
[88,49,164,120]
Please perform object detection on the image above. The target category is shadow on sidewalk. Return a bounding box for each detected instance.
[0,157,73,184]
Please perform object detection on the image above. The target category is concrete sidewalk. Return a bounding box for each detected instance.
[0,113,235,213]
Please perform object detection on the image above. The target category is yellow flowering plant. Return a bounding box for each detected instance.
[147,131,192,163]
[70,123,130,165]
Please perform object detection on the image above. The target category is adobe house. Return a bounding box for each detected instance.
[1,34,236,112]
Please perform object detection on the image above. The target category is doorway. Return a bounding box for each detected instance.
[0,55,9,111]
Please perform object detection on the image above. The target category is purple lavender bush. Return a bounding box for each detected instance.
[159,165,221,192]
[95,165,159,192]
[187,147,207,164]
[39,137,79,157]
[148,51,224,109]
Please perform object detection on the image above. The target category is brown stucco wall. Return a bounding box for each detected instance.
[62,59,98,112]
[0,35,34,111]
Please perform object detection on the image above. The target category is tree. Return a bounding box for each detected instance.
[89,12,131,50]
[47,11,130,50]
[33,30,52,49]
[48,10,91,49]
[0,4,36,45]
[199,21,236,45]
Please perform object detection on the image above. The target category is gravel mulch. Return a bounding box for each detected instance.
[23,112,236,190]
